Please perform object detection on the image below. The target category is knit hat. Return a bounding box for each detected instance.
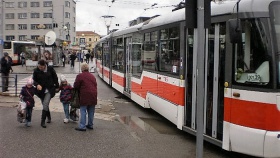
[26,78,33,85]
[60,75,67,82]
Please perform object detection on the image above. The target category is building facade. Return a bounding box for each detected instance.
[2,0,76,44]
[76,31,100,51]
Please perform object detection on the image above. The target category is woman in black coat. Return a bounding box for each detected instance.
[33,59,59,128]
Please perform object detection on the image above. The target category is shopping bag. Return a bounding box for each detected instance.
[17,101,26,123]
[70,107,79,121]
[70,89,80,108]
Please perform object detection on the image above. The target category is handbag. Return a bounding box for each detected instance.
[70,89,80,108]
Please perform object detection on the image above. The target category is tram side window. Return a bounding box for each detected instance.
[234,19,271,85]
[103,43,110,67]
[132,32,143,77]
[96,44,102,60]
[142,32,157,71]
[4,42,12,49]
[159,27,180,75]
[112,38,124,72]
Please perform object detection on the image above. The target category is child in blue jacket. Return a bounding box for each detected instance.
[59,75,73,123]
[19,78,36,127]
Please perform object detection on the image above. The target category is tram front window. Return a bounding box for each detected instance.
[234,19,271,86]
[270,2,280,84]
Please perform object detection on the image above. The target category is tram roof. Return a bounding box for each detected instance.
[100,0,277,39]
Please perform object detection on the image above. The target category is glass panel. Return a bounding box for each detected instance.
[234,19,271,86]
[132,32,143,77]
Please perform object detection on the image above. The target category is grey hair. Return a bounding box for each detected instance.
[81,63,89,72]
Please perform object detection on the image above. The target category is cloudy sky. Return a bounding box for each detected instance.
[76,0,184,35]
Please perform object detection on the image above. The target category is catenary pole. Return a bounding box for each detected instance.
[196,0,205,157]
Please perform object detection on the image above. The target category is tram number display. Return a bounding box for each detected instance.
[247,73,261,82]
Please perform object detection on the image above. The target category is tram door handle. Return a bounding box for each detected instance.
[233,92,240,98]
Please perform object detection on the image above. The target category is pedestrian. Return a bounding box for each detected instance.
[59,75,73,123]
[1,52,13,92]
[61,52,66,67]
[19,78,37,127]
[69,52,76,68]
[74,63,97,131]
[33,59,59,128]
[20,51,25,67]
[85,52,90,64]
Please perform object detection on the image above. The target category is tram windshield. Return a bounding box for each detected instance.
[270,3,280,84]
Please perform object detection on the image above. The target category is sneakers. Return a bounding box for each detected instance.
[26,122,31,127]
[63,118,69,123]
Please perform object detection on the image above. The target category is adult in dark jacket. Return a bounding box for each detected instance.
[1,52,13,92]
[74,63,97,131]
[69,52,77,68]
[33,59,59,128]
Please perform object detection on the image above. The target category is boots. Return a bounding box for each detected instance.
[41,110,47,128]
[46,111,51,123]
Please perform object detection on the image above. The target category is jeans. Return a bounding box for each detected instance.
[25,107,33,122]
[1,73,9,92]
[79,105,95,129]
[40,92,51,111]
[62,103,70,119]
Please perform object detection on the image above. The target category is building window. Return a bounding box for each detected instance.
[5,13,14,19]
[31,35,40,40]
[18,24,27,30]
[19,35,27,41]
[73,17,75,23]
[18,13,27,19]
[5,24,14,30]
[96,38,98,41]
[18,2,27,8]
[89,38,92,42]
[44,24,52,29]
[31,24,39,30]
[31,2,40,7]
[65,12,70,18]
[31,13,40,18]
[6,36,15,41]
[73,7,76,13]
[5,2,14,8]
[43,13,52,18]
[43,1,52,7]
[65,1,70,7]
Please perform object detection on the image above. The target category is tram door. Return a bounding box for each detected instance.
[185,24,225,141]
[124,37,132,94]
[204,23,225,140]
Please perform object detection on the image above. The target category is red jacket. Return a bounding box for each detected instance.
[74,71,97,106]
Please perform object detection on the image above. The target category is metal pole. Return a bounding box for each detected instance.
[0,0,4,59]
[15,74,18,96]
[196,0,205,158]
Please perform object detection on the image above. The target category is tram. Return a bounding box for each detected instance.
[94,0,280,157]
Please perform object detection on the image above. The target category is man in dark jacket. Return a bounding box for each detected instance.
[1,52,13,92]
[69,52,77,68]
[33,59,59,128]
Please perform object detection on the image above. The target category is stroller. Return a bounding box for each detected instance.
[17,100,26,123]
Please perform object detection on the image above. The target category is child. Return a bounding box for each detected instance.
[59,75,73,123]
[19,78,36,127]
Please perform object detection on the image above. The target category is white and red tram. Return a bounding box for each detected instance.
[94,0,280,157]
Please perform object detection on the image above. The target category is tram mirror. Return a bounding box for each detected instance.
[228,19,242,43]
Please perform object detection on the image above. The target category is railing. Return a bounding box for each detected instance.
[0,74,18,96]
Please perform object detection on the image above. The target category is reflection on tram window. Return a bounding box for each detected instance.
[158,27,180,75]
[234,19,271,86]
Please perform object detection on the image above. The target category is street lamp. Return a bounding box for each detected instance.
[63,25,70,41]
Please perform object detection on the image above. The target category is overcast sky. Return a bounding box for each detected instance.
[76,0,184,36]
